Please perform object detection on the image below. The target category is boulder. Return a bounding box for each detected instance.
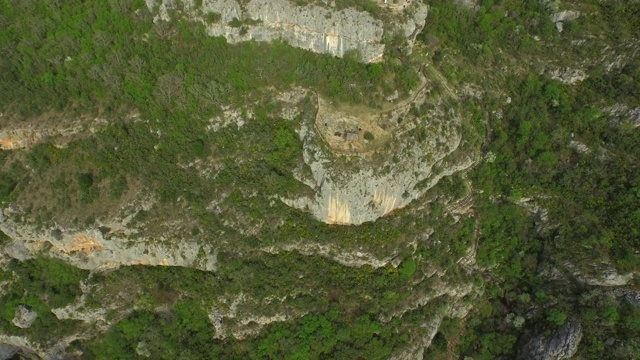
[520,318,582,360]
[12,305,38,329]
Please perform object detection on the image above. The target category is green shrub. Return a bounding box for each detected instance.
[228,17,242,27]
[78,172,94,192]
[546,309,567,326]
[399,258,417,277]
[205,12,221,23]
[364,131,375,141]
[0,174,16,203]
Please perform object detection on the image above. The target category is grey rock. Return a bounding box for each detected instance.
[520,318,583,360]
[389,315,443,360]
[611,288,640,307]
[207,0,385,63]
[551,10,580,24]
[562,260,634,287]
[282,86,476,225]
[399,3,429,56]
[147,0,429,63]
[12,305,38,329]
[210,308,223,329]
[548,67,587,85]
[0,343,20,360]
[0,205,218,272]
[603,104,640,128]
[136,342,152,358]
[582,268,634,287]
[569,140,590,154]
[0,337,39,360]
[550,10,579,33]
[386,90,399,102]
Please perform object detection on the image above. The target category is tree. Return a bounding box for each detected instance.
[547,309,566,326]
[155,72,186,109]
[399,258,417,277]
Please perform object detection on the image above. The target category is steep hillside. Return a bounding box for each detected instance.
[0,0,639,358]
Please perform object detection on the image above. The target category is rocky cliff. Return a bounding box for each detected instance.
[282,78,477,225]
[146,0,428,63]
[520,319,583,360]
[0,206,218,272]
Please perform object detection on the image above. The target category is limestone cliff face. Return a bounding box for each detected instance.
[147,0,429,63]
[282,85,477,225]
[0,207,217,272]
[285,148,474,225]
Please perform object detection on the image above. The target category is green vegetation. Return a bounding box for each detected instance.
[417,1,640,358]
[399,257,417,277]
[363,131,375,141]
[205,12,222,24]
[0,173,16,203]
[0,0,414,117]
[78,250,435,358]
[0,0,639,358]
[0,0,416,224]
[88,304,399,359]
[0,258,87,343]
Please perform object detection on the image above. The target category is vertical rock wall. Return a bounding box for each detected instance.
[147,0,429,63]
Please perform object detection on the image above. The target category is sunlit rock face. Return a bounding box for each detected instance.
[282,85,476,225]
[0,208,217,272]
[147,0,429,63]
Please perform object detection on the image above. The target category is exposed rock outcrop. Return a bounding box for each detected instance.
[548,67,587,85]
[551,9,580,32]
[520,318,583,360]
[0,336,39,360]
[146,0,429,63]
[12,305,38,329]
[0,128,63,151]
[283,84,477,225]
[551,10,580,23]
[389,315,443,360]
[400,3,430,56]
[0,334,84,360]
[568,140,590,154]
[0,342,24,360]
[0,117,109,151]
[0,207,217,272]
[517,197,553,235]
[603,104,640,127]
[207,292,308,340]
[610,288,640,308]
[261,241,395,268]
[564,261,634,287]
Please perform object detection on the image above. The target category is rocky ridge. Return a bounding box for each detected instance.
[146,0,429,63]
[0,206,218,272]
[283,83,477,225]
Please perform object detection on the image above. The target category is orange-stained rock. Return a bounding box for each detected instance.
[0,138,16,150]
[66,235,104,255]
